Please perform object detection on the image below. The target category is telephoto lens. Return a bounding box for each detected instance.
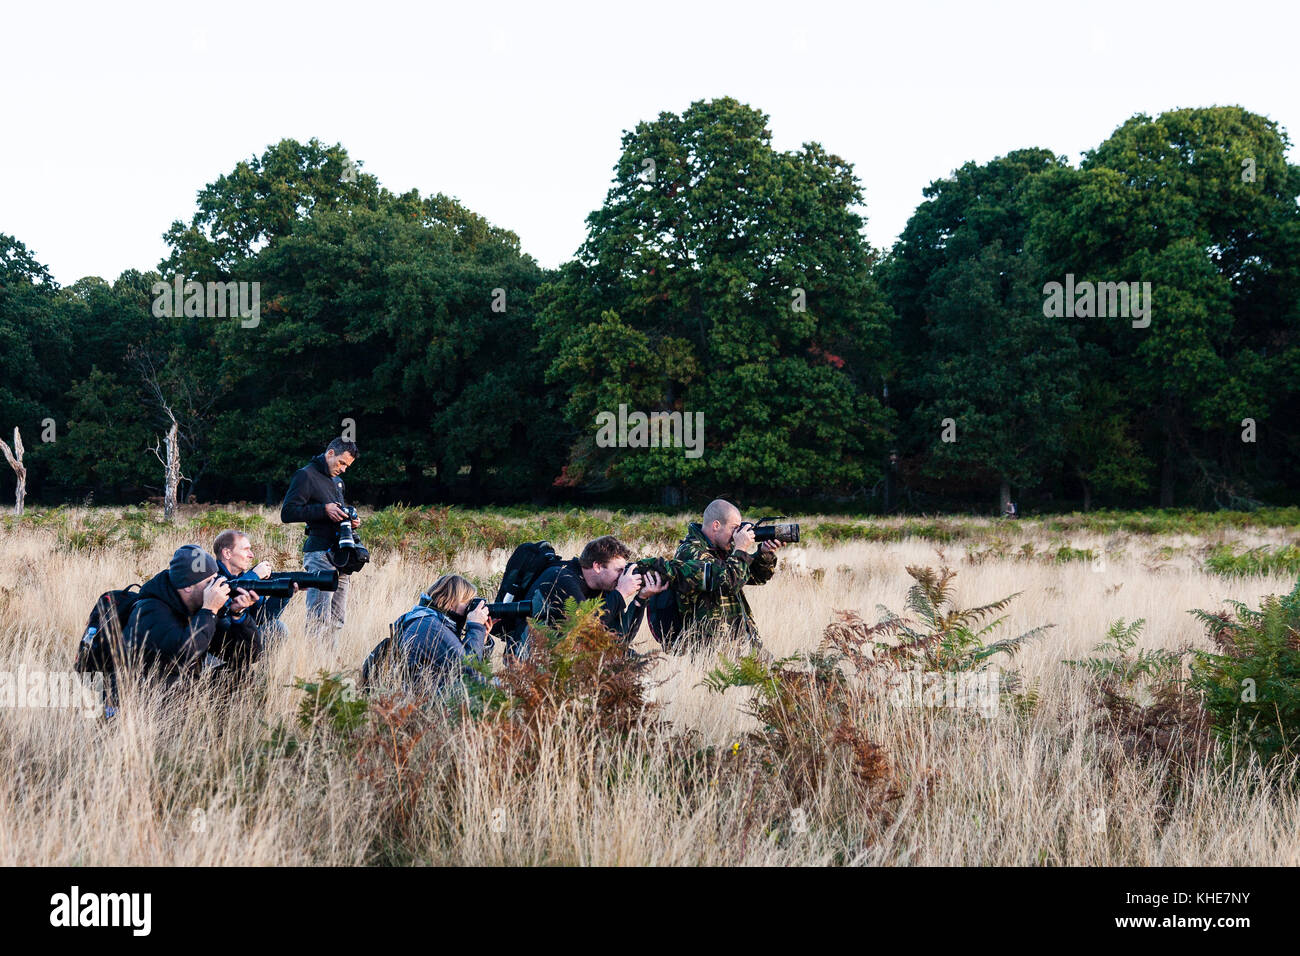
[226,570,338,600]
[329,506,370,574]
[469,591,546,619]
[336,505,360,549]
[752,522,799,543]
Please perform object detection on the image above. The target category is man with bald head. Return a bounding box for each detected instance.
[655,498,783,649]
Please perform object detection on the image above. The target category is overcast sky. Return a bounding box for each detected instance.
[3,0,1297,285]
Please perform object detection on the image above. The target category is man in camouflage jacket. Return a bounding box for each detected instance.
[664,498,783,647]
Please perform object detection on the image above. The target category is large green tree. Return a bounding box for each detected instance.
[1027,106,1300,506]
[158,140,565,502]
[536,97,893,499]
[209,195,563,501]
[882,149,1089,511]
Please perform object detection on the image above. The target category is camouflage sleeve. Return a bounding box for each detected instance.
[648,542,753,597]
[631,556,703,593]
[747,549,777,585]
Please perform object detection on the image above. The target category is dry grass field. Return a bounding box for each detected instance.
[1,506,1297,865]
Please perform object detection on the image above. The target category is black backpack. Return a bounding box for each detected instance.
[494,541,563,650]
[646,589,685,650]
[74,585,142,674]
[496,541,563,605]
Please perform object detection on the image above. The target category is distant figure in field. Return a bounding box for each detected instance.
[280,436,360,646]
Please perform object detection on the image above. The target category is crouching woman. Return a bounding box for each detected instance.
[361,574,490,692]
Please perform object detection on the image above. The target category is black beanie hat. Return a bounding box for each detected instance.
[168,545,220,589]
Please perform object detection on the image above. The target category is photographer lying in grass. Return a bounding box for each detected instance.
[515,535,667,656]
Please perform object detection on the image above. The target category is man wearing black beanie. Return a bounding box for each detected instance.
[122,544,262,686]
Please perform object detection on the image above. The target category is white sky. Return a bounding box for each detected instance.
[2,0,1296,285]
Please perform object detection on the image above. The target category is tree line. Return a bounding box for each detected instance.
[1,99,1297,512]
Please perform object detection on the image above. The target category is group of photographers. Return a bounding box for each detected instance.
[111,435,787,704]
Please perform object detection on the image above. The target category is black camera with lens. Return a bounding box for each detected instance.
[225,569,339,605]
[745,516,800,543]
[440,590,544,640]
[329,505,370,574]
[444,591,545,620]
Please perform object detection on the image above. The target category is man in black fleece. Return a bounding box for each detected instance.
[122,545,262,687]
[521,535,666,655]
[280,437,360,646]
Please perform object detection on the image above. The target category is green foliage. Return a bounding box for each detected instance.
[0,234,70,439]
[700,650,804,700]
[706,564,1050,726]
[445,596,663,781]
[701,647,900,810]
[292,671,369,737]
[1190,580,1300,764]
[1052,546,1096,563]
[876,565,1052,673]
[1028,106,1300,508]
[1067,618,1184,686]
[1066,619,1210,780]
[536,96,894,495]
[56,510,153,554]
[1204,544,1300,578]
[882,149,1083,505]
[358,505,685,565]
[5,102,1300,509]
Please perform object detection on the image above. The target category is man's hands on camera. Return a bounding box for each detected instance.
[616,565,644,603]
[251,560,272,579]
[202,577,231,614]
[731,524,757,553]
[638,570,667,600]
[228,584,259,613]
[760,539,784,555]
[325,503,348,522]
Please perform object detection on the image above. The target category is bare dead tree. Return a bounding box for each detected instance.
[130,344,221,504]
[150,407,183,521]
[0,427,26,516]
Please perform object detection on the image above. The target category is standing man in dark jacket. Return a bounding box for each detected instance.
[280,437,359,647]
[122,545,262,687]
[521,535,666,654]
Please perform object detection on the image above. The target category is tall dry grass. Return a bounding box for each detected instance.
[0,507,1297,865]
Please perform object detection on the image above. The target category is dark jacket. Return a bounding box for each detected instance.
[531,558,645,641]
[363,605,488,689]
[280,454,346,552]
[122,570,257,682]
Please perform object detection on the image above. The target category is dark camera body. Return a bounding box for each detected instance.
[464,590,545,619]
[330,505,370,574]
[630,555,715,592]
